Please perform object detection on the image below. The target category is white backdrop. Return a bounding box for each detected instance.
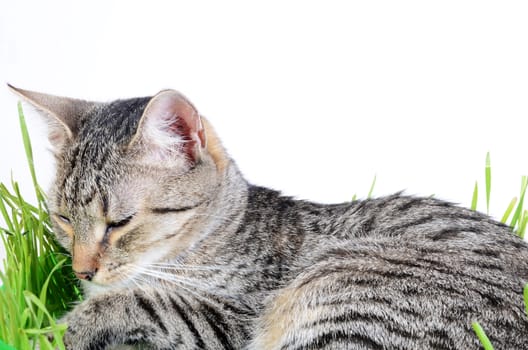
[1,1,528,264]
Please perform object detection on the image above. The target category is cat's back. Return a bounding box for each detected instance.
[309,192,512,239]
[321,193,528,277]
[245,189,528,349]
[238,187,528,275]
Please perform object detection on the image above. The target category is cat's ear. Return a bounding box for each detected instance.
[8,84,95,151]
[129,90,206,164]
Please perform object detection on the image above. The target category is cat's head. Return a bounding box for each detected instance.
[9,85,230,290]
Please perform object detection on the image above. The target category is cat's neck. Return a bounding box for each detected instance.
[182,179,350,280]
[177,161,250,258]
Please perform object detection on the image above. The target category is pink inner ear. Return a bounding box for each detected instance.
[168,113,199,162]
[48,128,68,149]
[141,91,206,164]
[171,96,206,163]
[49,130,62,144]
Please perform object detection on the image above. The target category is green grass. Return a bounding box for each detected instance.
[469,153,528,349]
[472,322,494,350]
[0,105,526,348]
[0,103,82,350]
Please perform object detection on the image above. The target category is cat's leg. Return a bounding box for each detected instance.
[60,289,179,350]
[61,287,249,350]
[249,242,528,350]
[249,270,450,350]
[251,275,401,349]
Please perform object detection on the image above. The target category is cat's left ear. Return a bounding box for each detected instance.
[129,90,206,164]
[7,84,96,151]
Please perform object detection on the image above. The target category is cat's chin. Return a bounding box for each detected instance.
[81,277,135,298]
[81,281,111,297]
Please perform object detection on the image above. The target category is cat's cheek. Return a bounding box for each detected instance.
[92,268,129,287]
[54,233,73,252]
[109,215,191,265]
[135,242,175,269]
[90,251,139,289]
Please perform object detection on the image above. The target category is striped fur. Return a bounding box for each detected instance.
[14,87,528,349]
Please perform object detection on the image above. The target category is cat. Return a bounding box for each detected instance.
[8,84,528,350]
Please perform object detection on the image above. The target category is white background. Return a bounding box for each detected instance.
[1,1,528,264]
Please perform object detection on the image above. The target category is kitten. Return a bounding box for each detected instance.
[9,84,528,350]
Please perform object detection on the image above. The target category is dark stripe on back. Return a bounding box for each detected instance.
[86,328,112,350]
[201,303,234,349]
[134,291,168,334]
[396,197,425,211]
[168,295,206,348]
[428,328,456,350]
[430,228,462,241]
[306,310,418,340]
[389,215,434,232]
[282,329,385,350]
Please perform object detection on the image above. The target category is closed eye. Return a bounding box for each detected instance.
[52,214,74,238]
[150,206,196,214]
[106,215,134,235]
[57,214,71,224]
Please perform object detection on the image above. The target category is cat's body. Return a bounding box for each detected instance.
[10,85,528,349]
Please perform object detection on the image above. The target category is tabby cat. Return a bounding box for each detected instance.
[9,84,528,350]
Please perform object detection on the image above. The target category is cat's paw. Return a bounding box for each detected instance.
[58,301,112,350]
[58,314,86,350]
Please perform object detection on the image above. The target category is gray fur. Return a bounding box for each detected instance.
[14,87,528,349]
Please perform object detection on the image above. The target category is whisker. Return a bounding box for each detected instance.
[147,263,242,272]
[131,278,148,296]
[146,262,290,274]
[134,266,225,295]
[130,266,254,321]
[132,272,219,309]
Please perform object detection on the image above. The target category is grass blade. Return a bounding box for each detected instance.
[472,322,494,350]
[471,181,478,211]
[524,284,528,317]
[367,175,376,199]
[510,176,528,231]
[0,340,17,350]
[501,197,517,224]
[18,102,45,204]
[519,211,528,239]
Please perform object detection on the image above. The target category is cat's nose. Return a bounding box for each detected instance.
[74,269,97,281]
[72,244,101,281]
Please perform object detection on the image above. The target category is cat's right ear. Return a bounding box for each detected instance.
[128,90,207,165]
[7,84,95,151]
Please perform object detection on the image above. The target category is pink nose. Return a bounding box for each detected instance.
[74,269,97,281]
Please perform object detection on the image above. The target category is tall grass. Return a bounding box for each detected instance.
[470,152,528,349]
[0,103,82,350]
